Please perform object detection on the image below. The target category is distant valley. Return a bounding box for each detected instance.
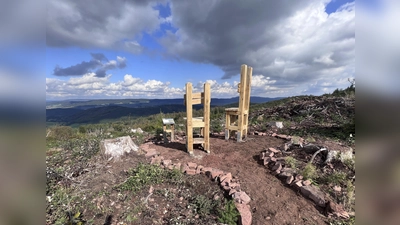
[46,97,283,125]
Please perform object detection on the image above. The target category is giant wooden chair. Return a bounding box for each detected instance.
[225,64,253,142]
[184,82,211,155]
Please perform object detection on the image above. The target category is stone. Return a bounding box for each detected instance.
[284,143,290,151]
[263,157,271,166]
[326,201,350,219]
[325,150,339,164]
[150,156,163,165]
[182,163,189,173]
[162,159,172,167]
[145,149,159,158]
[272,170,281,175]
[259,152,266,160]
[276,134,291,140]
[234,191,251,204]
[220,173,232,183]
[173,163,181,170]
[286,175,294,184]
[291,136,304,146]
[268,147,280,153]
[302,180,312,186]
[167,165,174,170]
[228,182,240,189]
[268,121,283,129]
[272,133,277,137]
[333,185,341,192]
[270,157,277,162]
[202,167,213,173]
[185,169,196,175]
[210,169,224,180]
[267,152,274,157]
[222,184,230,191]
[187,162,197,169]
[101,136,139,160]
[295,175,304,181]
[278,171,294,179]
[234,203,252,225]
[271,162,282,171]
[229,189,238,196]
[196,165,204,174]
[300,185,326,207]
[294,180,303,189]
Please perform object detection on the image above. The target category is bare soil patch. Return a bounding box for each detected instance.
[151,134,329,225]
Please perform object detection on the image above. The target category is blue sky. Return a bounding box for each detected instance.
[42,0,354,99]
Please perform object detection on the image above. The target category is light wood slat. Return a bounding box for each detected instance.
[192,120,205,128]
[203,82,210,151]
[186,83,193,153]
[191,98,202,105]
[193,138,205,144]
[192,92,202,99]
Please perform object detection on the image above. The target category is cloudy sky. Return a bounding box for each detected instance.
[5,0,363,100]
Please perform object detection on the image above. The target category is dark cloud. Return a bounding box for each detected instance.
[53,53,126,77]
[46,0,165,53]
[90,53,108,62]
[160,0,355,91]
[53,60,100,76]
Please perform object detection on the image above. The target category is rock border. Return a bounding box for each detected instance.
[140,142,252,225]
[259,147,350,219]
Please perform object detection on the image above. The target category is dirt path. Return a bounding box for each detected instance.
[151,135,328,225]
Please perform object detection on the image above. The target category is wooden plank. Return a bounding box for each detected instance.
[192,120,205,128]
[237,64,248,140]
[244,66,252,139]
[227,125,239,130]
[191,98,202,105]
[192,92,202,99]
[203,82,210,151]
[225,107,239,112]
[193,138,205,144]
[186,82,193,153]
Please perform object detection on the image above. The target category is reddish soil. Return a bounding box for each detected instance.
[151,134,329,225]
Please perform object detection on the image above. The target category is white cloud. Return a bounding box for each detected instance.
[47,73,295,99]
[160,0,355,96]
[46,73,185,99]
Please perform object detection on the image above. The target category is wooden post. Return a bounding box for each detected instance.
[244,66,252,138]
[170,124,175,141]
[163,124,168,143]
[203,82,210,153]
[186,83,193,154]
[225,112,230,140]
[237,64,248,142]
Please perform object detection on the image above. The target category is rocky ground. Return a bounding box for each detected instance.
[46,91,355,225]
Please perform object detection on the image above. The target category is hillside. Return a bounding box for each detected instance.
[46,86,355,225]
[46,96,283,126]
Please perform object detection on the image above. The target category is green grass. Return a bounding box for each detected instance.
[218,199,239,225]
[115,164,184,193]
[301,164,318,180]
[285,156,298,169]
[320,171,347,186]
